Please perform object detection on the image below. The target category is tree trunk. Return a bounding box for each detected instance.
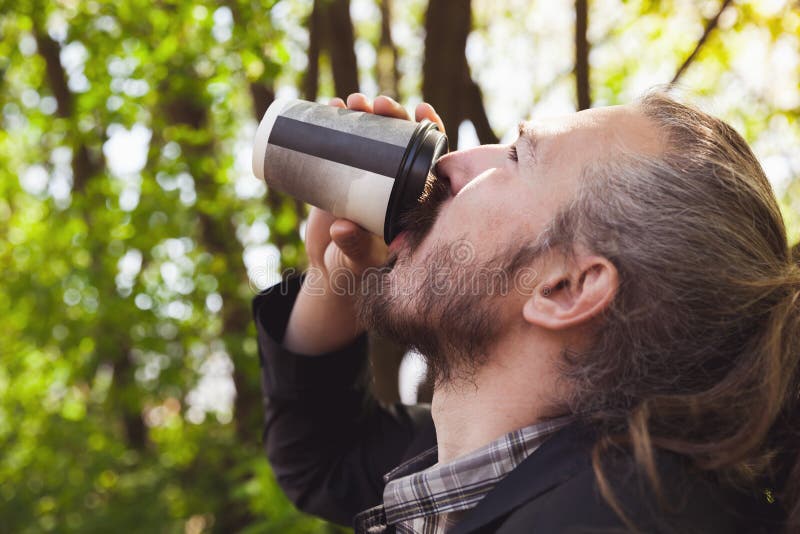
[33,25,101,192]
[423,0,497,148]
[303,1,322,101]
[249,82,274,123]
[369,333,406,404]
[575,0,591,110]
[312,0,360,98]
[114,349,148,450]
[377,0,401,99]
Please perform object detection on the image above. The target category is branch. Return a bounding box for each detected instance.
[575,0,590,110]
[670,0,734,85]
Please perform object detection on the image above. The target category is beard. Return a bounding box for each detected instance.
[355,174,546,386]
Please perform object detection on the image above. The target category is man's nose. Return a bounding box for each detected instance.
[434,144,508,196]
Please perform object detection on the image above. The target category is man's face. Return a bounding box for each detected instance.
[356,104,659,383]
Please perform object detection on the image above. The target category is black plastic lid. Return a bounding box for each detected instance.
[383,120,449,244]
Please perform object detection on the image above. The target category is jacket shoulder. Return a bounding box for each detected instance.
[496,448,783,534]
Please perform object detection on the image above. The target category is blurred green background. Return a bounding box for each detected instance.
[1,0,798,532]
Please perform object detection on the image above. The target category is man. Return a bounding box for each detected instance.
[253,92,799,533]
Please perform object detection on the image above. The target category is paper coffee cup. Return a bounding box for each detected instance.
[252,98,448,244]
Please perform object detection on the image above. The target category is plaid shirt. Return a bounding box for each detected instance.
[354,416,574,534]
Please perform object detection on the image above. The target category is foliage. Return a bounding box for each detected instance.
[0,0,333,532]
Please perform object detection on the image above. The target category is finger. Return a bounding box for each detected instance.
[346,93,374,113]
[304,207,337,261]
[308,207,338,238]
[373,95,410,120]
[329,97,346,108]
[330,219,374,262]
[415,102,446,134]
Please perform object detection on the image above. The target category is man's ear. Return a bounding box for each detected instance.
[522,255,618,331]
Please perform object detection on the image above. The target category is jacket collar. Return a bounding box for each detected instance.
[450,421,597,534]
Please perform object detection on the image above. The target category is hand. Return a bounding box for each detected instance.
[304,93,445,283]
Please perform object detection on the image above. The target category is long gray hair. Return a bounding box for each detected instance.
[547,91,800,530]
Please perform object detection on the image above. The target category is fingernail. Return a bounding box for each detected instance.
[347,93,365,104]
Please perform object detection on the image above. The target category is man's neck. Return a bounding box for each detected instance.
[430,336,566,463]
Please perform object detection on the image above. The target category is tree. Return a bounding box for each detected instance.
[0,0,335,531]
[377,0,401,99]
[422,0,497,147]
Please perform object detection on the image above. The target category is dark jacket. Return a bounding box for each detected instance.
[254,275,785,533]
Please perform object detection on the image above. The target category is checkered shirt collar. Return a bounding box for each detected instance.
[381,415,574,528]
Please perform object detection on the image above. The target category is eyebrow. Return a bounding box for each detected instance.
[517,121,539,163]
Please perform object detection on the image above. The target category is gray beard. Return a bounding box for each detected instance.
[355,237,545,386]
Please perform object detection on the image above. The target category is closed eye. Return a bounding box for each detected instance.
[507,145,518,162]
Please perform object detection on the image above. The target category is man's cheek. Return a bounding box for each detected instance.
[439,202,478,238]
